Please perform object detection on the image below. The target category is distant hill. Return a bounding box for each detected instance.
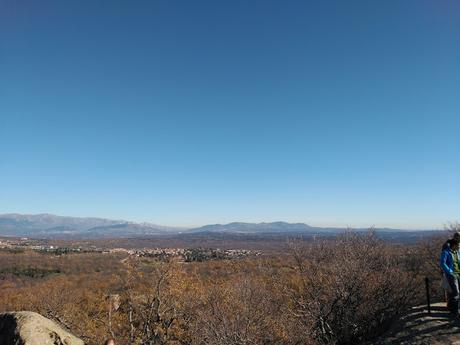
[188,222,324,234]
[187,221,440,237]
[188,221,315,234]
[0,213,442,240]
[0,213,181,238]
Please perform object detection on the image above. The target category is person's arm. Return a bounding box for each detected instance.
[440,250,454,276]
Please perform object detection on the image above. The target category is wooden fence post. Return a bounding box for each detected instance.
[425,277,431,315]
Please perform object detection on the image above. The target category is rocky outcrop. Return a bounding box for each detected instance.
[0,311,84,345]
[373,302,460,345]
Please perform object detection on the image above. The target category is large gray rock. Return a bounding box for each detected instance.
[0,311,84,345]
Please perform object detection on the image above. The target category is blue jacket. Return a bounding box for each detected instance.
[440,249,460,276]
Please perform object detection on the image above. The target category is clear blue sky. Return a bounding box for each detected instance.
[1,0,459,228]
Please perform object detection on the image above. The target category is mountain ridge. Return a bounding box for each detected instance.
[0,213,441,239]
[0,213,180,238]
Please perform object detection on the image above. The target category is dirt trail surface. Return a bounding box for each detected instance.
[374,302,460,345]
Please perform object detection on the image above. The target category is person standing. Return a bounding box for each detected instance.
[442,232,460,251]
[440,238,460,315]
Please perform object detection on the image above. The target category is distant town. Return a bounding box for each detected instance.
[0,237,261,262]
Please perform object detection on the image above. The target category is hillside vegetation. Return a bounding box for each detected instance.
[0,231,446,345]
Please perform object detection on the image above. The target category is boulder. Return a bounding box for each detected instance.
[0,311,84,345]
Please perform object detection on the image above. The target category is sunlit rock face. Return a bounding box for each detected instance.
[0,311,84,345]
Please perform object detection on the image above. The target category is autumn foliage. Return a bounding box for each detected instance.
[0,231,444,345]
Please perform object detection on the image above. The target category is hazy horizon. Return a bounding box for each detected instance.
[0,211,448,230]
[1,1,459,229]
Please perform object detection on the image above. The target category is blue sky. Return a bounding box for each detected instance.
[1,0,459,228]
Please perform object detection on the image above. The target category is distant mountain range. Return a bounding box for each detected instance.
[0,213,441,239]
[188,221,314,233]
[0,213,181,238]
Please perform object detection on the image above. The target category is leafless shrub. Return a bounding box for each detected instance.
[445,222,460,236]
[287,231,419,345]
[111,259,178,345]
[189,276,283,345]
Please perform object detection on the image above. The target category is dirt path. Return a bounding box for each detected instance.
[374,302,460,344]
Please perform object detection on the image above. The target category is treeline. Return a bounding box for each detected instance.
[0,266,60,278]
[0,231,446,345]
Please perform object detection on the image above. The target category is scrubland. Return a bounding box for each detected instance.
[0,231,446,345]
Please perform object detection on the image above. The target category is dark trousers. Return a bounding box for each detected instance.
[446,274,460,314]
